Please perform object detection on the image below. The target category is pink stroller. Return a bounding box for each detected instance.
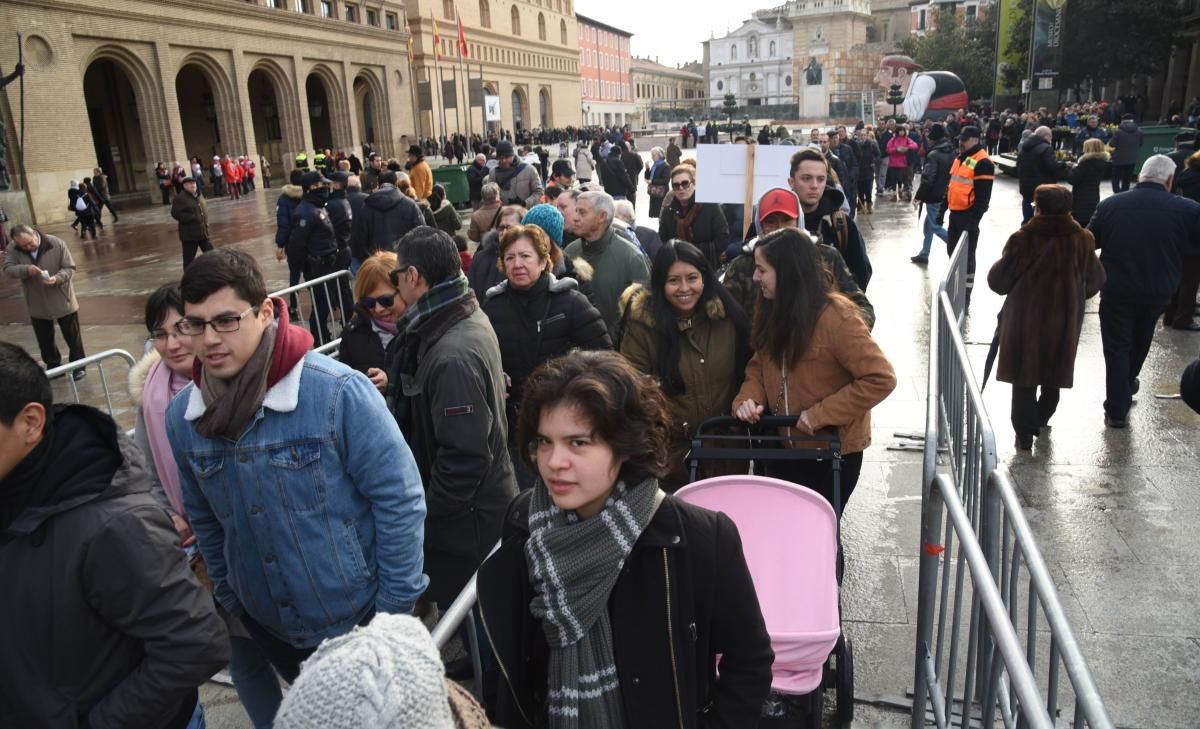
[678,417,854,728]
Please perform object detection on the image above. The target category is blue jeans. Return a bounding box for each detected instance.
[919,201,949,257]
[184,701,206,729]
[1021,194,1035,224]
[229,635,283,729]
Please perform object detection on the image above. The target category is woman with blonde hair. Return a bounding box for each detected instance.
[1068,137,1109,226]
[338,250,404,392]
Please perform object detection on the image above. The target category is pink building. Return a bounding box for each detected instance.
[576,13,635,127]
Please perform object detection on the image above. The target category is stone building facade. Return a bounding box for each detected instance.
[405,0,581,138]
[631,57,704,127]
[0,0,415,225]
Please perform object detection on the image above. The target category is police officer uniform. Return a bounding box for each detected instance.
[289,170,339,341]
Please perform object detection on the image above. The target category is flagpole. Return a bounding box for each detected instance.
[405,24,420,147]
[430,11,449,150]
[456,7,471,139]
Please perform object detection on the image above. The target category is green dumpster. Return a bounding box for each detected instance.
[433,164,470,207]
[1135,125,1194,172]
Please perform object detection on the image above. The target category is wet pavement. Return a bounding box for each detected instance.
[3,155,1198,728]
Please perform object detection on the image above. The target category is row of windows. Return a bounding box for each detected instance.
[255,0,398,29]
[580,25,628,52]
[728,38,779,60]
[635,82,701,100]
[448,40,577,73]
[443,0,571,21]
[581,78,630,102]
[579,48,627,73]
[473,0,570,45]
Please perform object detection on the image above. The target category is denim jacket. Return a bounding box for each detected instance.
[167,352,428,649]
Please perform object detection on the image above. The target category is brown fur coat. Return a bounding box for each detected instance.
[987,213,1105,388]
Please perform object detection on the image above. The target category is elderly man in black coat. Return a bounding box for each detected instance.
[1018,126,1059,223]
[1088,154,1200,428]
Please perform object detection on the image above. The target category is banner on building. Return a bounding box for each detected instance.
[442,79,458,108]
[469,78,485,107]
[417,81,433,110]
[1031,0,1067,91]
[485,95,501,122]
[993,0,1026,98]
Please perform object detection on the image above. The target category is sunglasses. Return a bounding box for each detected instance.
[360,294,397,310]
[388,266,412,287]
[671,180,692,190]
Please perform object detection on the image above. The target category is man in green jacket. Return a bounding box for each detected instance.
[389,227,516,609]
[564,190,650,337]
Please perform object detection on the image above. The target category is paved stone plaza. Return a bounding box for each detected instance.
[3,154,1198,728]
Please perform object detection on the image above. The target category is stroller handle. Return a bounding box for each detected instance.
[691,416,842,451]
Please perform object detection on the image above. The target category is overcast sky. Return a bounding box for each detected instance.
[574,1,754,68]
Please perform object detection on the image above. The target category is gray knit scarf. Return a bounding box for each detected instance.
[525,477,663,729]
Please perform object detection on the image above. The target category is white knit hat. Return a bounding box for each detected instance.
[273,614,455,729]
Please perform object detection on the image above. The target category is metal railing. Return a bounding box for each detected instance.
[912,233,1112,728]
[46,349,138,419]
[273,269,354,348]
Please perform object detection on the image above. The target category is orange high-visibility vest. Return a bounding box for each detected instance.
[946,148,993,212]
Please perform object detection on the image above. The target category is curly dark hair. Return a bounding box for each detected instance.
[517,350,671,484]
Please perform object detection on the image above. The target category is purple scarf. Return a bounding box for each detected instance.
[143,359,191,516]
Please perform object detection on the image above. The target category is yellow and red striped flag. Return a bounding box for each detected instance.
[457,11,470,58]
[431,11,443,60]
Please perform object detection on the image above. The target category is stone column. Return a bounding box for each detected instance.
[341,59,362,154]
[153,41,190,169]
[293,55,315,173]
[230,47,260,161]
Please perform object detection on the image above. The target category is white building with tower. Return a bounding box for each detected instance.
[703,12,795,109]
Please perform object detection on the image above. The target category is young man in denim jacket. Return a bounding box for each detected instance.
[167,248,428,682]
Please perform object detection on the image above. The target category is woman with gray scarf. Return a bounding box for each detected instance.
[476,350,773,729]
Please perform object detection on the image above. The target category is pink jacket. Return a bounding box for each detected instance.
[887,135,916,168]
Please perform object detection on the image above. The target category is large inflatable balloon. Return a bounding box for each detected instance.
[873,55,969,122]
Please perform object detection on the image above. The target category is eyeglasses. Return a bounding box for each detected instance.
[388,266,413,287]
[176,306,257,336]
[147,328,187,344]
[360,294,397,310]
[671,180,692,191]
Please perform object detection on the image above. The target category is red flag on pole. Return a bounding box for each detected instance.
[457,11,470,58]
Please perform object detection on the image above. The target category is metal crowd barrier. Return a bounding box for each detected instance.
[272,269,354,348]
[912,234,1112,728]
[46,349,138,419]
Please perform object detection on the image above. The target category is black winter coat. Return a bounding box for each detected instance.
[477,488,774,729]
[481,273,611,409]
[287,199,338,259]
[1018,135,1060,196]
[915,141,957,204]
[469,230,594,304]
[599,154,635,198]
[0,405,228,729]
[351,185,425,262]
[1068,152,1108,226]
[659,199,730,270]
[170,190,209,242]
[466,162,489,202]
[337,311,390,376]
[1088,182,1200,304]
[1181,352,1200,414]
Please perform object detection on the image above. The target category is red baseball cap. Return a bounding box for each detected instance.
[757,188,800,223]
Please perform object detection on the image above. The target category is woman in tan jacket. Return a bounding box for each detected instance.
[618,240,750,490]
[733,227,896,508]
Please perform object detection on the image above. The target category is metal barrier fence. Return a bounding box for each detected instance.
[46,349,139,419]
[912,234,1112,728]
[273,269,354,348]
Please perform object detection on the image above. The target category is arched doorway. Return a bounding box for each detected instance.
[176,65,226,160]
[248,68,284,174]
[511,88,526,131]
[354,77,375,147]
[306,74,334,151]
[83,59,153,195]
[538,88,550,128]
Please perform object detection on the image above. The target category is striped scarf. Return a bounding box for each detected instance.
[525,478,662,729]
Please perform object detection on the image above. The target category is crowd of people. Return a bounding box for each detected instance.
[5,96,1200,729]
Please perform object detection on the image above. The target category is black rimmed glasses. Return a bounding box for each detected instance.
[176,306,257,336]
[671,179,693,191]
[388,266,413,287]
